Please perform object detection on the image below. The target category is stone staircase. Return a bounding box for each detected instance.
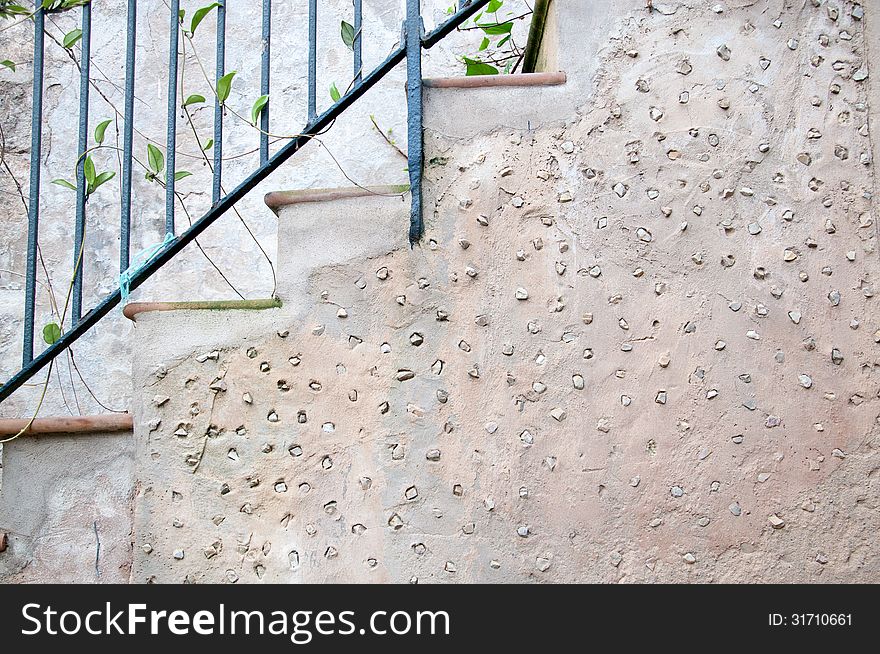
[128,65,577,583]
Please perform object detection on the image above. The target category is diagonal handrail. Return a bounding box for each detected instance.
[0,1,490,405]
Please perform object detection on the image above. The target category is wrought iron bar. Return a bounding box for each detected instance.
[212,0,226,204]
[72,2,92,323]
[353,0,362,85]
[120,0,137,271]
[22,8,45,366]
[308,0,317,122]
[405,0,424,244]
[164,0,180,235]
[260,0,271,165]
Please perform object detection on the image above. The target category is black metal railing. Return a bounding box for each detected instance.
[0,0,491,404]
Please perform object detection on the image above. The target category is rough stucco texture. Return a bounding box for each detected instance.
[130,2,880,582]
[0,432,134,583]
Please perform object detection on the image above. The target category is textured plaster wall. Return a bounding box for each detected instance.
[0,432,134,583]
[129,1,880,583]
[0,0,531,583]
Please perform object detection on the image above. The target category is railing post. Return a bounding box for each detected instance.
[308,0,317,123]
[260,0,271,165]
[23,8,45,365]
[353,0,363,85]
[212,0,226,205]
[72,2,92,323]
[405,0,424,244]
[121,0,137,272]
[165,0,181,236]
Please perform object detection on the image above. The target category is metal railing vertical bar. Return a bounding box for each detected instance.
[164,0,180,235]
[260,0,271,165]
[212,0,226,204]
[405,0,423,244]
[72,2,92,323]
[22,8,45,366]
[120,0,138,272]
[353,0,362,85]
[308,0,317,122]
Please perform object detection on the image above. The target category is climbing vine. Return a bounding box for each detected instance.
[451,0,533,75]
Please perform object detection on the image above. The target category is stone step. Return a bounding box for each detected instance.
[264,185,411,310]
[423,71,569,138]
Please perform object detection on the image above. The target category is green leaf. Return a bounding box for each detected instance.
[90,170,115,194]
[216,71,236,103]
[83,156,96,186]
[178,8,185,22]
[94,119,112,144]
[202,139,214,151]
[479,37,490,51]
[329,82,341,103]
[251,94,269,125]
[147,143,165,174]
[42,322,61,345]
[189,3,220,36]
[0,4,29,19]
[62,28,82,49]
[174,170,192,181]
[340,20,355,50]
[487,0,504,12]
[478,21,513,36]
[51,178,77,191]
[463,57,499,76]
[1,60,15,72]
[183,94,206,107]
[497,34,511,48]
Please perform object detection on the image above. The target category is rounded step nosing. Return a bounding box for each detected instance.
[423,71,567,89]
[0,414,133,436]
[264,185,410,212]
[123,298,282,322]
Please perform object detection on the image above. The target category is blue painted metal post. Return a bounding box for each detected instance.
[121,0,137,271]
[260,0,271,165]
[212,0,226,204]
[165,0,180,235]
[353,0,362,84]
[405,0,424,244]
[308,0,317,122]
[72,2,92,323]
[23,9,45,365]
